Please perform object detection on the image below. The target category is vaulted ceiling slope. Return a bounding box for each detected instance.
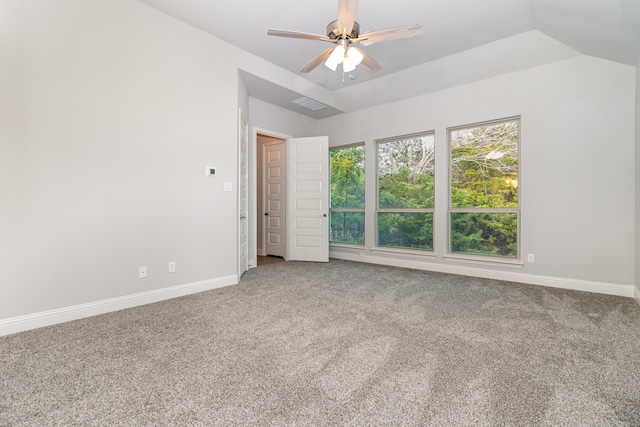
[138,0,640,116]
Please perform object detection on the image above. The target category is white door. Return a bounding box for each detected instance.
[238,113,249,276]
[287,136,329,262]
[264,141,285,257]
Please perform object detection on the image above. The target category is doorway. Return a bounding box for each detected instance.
[257,134,287,258]
[249,129,330,268]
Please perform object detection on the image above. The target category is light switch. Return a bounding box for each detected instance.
[224,182,233,192]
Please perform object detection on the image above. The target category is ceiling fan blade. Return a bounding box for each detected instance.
[355,24,422,45]
[300,47,335,73]
[337,0,358,37]
[352,46,381,73]
[267,29,331,42]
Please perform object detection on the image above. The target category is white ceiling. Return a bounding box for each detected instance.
[137,0,640,116]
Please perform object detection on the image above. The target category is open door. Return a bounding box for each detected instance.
[287,136,329,262]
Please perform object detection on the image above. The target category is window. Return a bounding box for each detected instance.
[449,118,520,259]
[330,144,365,245]
[376,132,435,251]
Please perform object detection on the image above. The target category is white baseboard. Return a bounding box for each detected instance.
[635,286,640,307]
[330,251,634,298]
[0,275,238,337]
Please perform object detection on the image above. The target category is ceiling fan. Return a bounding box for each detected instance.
[267,0,422,74]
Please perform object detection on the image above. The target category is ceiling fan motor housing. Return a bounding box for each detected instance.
[327,20,360,39]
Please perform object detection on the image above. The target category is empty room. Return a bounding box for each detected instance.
[2,0,640,425]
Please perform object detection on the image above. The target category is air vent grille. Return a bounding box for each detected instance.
[291,97,327,111]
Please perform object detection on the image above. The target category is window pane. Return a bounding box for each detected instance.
[377,212,433,250]
[330,146,365,209]
[330,211,364,245]
[451,121,518,209]
[378,135,435,209]
[450,212,517,257]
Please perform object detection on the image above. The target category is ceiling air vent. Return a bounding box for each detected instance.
[291,97,327,111]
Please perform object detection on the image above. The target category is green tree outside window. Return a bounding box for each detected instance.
[330,145,365,244]
[449,119,520,258]
[377,133,435,250]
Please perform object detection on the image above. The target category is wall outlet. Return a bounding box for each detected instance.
[527,254,535,263]
[139,266,147,278]
[168,262,176,273]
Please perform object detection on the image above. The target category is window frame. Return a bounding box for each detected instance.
[329,142,366,247]
[375,131,436,253]
[446,116,521,262]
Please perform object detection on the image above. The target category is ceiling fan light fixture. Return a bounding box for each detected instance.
[267,0,422,75]
[342,56,356,72]
[325,45,345,70]
[346,46,363,66]
[324,59,339,71]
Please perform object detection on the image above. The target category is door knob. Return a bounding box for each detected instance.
[240,216,246,219]
[264,212,269,216]
[322,213,327,217]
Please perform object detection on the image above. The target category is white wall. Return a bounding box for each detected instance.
[249,98,319,137]
[0,0,311,331]
[319,55,636,293]
[0,0,239,323]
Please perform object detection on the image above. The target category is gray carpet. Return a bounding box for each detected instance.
[1,259,640,426]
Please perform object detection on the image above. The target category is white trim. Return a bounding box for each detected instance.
[330,242,366,250]
[370,246,436,259]
[443,254,523,268]
[635,286,640,307]
[0,276,238,337]
[238,108,249,278]
[330,251,634,298]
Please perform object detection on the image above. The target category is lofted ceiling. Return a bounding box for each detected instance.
[137,0,640,117]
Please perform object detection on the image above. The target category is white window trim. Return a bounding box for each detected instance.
[443,254,524,268]
[370,246,437,259]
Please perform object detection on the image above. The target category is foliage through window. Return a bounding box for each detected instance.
[376,133,435,250]
[449,118,519,258]
[330,145,365,245]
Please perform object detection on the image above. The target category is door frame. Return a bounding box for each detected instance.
[250,127,292,267]
[262,138,286,258]
[238,108,249,277]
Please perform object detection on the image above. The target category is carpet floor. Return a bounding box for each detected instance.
[1,259,640,426]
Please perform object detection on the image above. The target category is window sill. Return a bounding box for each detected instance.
[370,246,436,259]
[329,243,365,250]
[443,254,523,268]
